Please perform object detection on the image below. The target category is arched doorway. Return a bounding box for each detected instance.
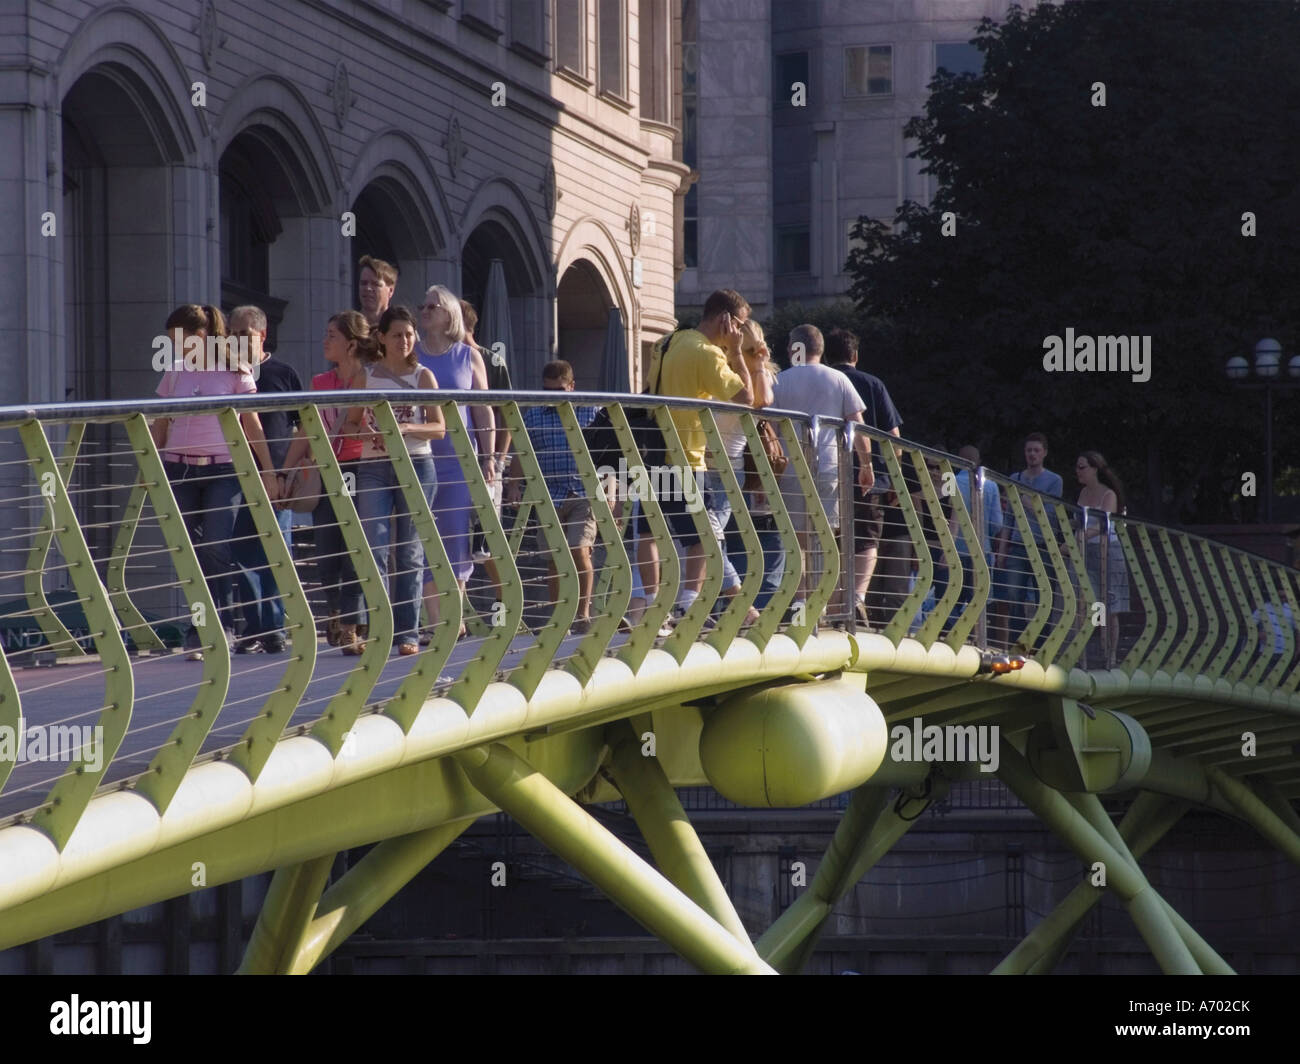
[61,63,186,404]
[461,218,543,387]
[555,260,615,390]
[349,174,444,314]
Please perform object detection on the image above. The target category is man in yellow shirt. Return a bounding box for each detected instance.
[651,289,755,618]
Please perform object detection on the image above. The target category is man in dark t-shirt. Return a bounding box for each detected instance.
[824,328,904,629]
[230,305,303,653]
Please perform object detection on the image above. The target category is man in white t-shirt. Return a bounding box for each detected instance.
[773,325,873,614]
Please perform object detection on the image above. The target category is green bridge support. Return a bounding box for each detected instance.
[453,742,775,975]
[996,738,1201,975]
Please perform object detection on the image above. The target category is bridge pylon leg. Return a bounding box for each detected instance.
[605,722,751,945]
[1206,766,1300,866]
[996,739,1201,975]
[995,792,1186,975]
[454,743,775,974]
[237,854,334,975]
[755,777,940,974]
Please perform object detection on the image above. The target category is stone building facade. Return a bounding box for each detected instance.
[2,0,687,409]
[676,0,1022,320]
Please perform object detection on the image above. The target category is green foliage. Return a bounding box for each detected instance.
[758,300,894,370]
[844,0,1300,522]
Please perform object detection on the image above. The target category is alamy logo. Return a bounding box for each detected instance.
[595,458,705,513]
[888,718,1000,773]
[0,724,104,771]
[1042,328,1151,383]
[49,996,151,1044]
[151,329,258,378]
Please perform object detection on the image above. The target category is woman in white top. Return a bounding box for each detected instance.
[1075,450,1129,665]
[344,306,445,655]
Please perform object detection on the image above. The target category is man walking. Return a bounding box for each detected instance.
[824,327,901,627]
[773,325,874,621]
[651,289,755,621]
[505,361,600,632]
[994,432,1063,630]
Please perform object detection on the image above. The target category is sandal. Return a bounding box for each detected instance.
[339,624,366,656]
[398,642,419,656]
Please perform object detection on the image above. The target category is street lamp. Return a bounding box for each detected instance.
[1225,339,1300,523]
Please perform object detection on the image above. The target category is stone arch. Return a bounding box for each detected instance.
[555,217,638,390]
[217,74,339,214]
[54,4,204,159]
[458,176,549,295]
[347,129,454,309]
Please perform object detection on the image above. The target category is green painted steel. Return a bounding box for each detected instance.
[18,420,134,848]
[4,393,1300,974]
[502,400,580,697]
[605,721,750,944]
[554,401,630,685]
[219,408,316,781]
[742,413,800,651]
[657,407,723,659]
[297,405,394,746]
[284,820,476,974]
[997,737,1200,974]
[755,785,894,971]
[0,627,19,795]
[700,408,762,656]
[237,853,334,975]
[127,414,228,816]
[103,480,168,653]
[440,402,521,711]
[878,442,926,646]
[23,424,87,657]
[453,741,774,974]
[993,793,1186,975]
[943,457,988,648]
[608,403,677,673]
[1028,496,1074,666]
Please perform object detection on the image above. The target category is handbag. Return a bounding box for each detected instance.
[279,461,323,514]
[742,418,788,492]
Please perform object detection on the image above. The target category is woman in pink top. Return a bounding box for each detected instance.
[149,304,279,661]
[283,310,371,653]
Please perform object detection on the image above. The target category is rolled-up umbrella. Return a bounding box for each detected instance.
[601,306,630,394]
[478,258,515,383]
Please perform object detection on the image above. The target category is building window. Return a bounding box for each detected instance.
[639,0,670,122]
[681,0,698,267]
[775,226,811,275]
[598,0,625,98]
[845,45,892,97]
[511,0,546,55]
[774,51,809,109]
[556,0,585,76]
[935,41,983,76]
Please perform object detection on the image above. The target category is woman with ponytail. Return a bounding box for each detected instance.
[1075,450,1129,664]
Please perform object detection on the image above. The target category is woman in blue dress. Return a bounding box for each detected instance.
[416,285,496,638]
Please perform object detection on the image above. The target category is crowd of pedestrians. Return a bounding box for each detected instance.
[150,276,1131,662]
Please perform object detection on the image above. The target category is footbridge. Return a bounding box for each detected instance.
[0,391,1296,975]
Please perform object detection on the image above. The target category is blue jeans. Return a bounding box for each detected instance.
[701,470,741,592]
[313,461,364,625]
[165,460,242,636]
[355,456,437,647]
[232,504,294,639]
[725,510,786,611]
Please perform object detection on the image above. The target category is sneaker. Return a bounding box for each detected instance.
[261,633,285,654]
[186,649,204,662]
[235,638,263,655]
[571,617,591,635]
[418,629,432,646]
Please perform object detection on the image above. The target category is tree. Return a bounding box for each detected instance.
[845,0,1300,522]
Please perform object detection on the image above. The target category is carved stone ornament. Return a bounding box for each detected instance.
[330,61,354,128]
[628,202,641,255]
[541,162,559,220]
[443,114,468,179]
[196,0,225,72]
